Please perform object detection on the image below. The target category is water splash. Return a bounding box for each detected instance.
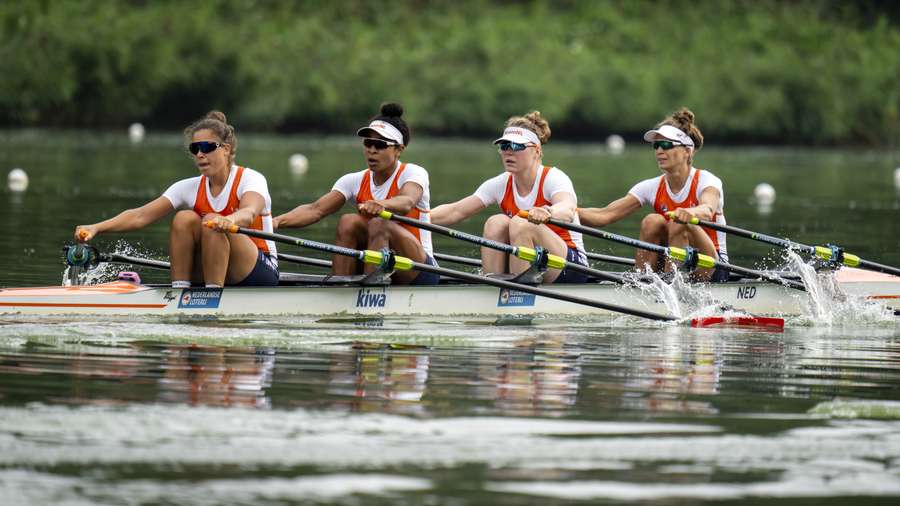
[630,268,725,321]
[62,240,165,286]
[784,250,893,326]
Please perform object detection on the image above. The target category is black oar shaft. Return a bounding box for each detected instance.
[381,211,629,284]
[542,215,806,290]
[232,226,675,322]
[690,217,900,277]
[410,261,674,321]
[585,251,635,267]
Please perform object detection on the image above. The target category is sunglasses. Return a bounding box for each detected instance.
[497,141,530,152]
[362,138,397,150]
[652,140,685,151]
[188,141,225,155]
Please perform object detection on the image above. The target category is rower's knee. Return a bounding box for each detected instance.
[483,214,511,240]
[172,210,201,231]
[639,213,667,241]
[366,216,390,239]
[335,213,368,242]
[508,215,537,240]
[665,221,689,242]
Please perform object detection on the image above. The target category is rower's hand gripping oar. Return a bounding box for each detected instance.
[671,214,900,277]
[523,210,805,291]
[213,222,680,322]
[377,210,631,285]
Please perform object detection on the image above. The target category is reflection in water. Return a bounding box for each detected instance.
[326,342,430,415]
[156,344,275,408]
[473,335,582,417]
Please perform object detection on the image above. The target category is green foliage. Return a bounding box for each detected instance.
[1,0,898,144]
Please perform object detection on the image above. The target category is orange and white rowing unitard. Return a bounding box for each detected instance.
[628,167,728,260]
[162,164,278,262]
[331,161,434,257]
[474,165,586,255]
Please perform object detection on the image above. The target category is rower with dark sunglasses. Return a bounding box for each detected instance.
[578,107,729,282]
[273,102,439,285]
[430,111,588,284]
[74,111,279,288]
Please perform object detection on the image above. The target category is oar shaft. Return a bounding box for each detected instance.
[230,225,676,322]
[585,251,635,267]
[538,212,806,290]
[688,218,814,255]
[381,211,628,284]
[688,217,900,277]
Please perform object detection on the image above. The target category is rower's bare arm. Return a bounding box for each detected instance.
[430,195,486,226]
[274,190,345,229]
[673,187,719,223]
[547,192,578,222]
[75,196,174,242]
[228,191,266,227]
[380,181,423,215]
[579,194,641,227]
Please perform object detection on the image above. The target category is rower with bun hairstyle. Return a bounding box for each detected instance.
[577,107,729,281]
[274,102,439,285]
[430,111,588,284]
[75,111,279,288]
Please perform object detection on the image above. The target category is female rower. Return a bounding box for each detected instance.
[430,111,587,284]
[74,111,279,288]
[273,102,438,285]
[578,107,728,281]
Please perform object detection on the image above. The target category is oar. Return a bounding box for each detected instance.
[520,210,806,291]
[674,215,900,277]
[218,223,678,322]
[377,210,631,285]
[585,251,635,267]
[65,245,333,271]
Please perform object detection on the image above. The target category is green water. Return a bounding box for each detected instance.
[1,131,900,505]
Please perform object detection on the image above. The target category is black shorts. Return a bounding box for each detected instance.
[554,248,589,284]
[410,255,441,286]
[235,251,280,287]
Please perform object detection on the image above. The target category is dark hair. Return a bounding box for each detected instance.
[658,107,704,151]
[506,110,551,144]
[184,111,237,164]
[370,102,410,146]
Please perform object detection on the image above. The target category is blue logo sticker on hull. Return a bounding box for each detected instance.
[178,288,222,308]
[497,288,536,307]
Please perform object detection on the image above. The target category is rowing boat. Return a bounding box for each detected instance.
[1,268,896,318]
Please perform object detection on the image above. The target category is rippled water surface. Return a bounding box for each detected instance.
[2,132,900,504]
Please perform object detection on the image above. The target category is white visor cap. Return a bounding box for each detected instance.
[643,124,694,148]
[356,120,404,146]
[493,127,541,147]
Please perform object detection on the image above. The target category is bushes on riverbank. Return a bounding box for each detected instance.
[2,0,898,144]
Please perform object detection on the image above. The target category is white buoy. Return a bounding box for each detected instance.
[754,182,776,206]
[894,167,900,188]
[606,134,625,155]
[128,123,145,144]
[289,153,309,175]
[8,168,28,192]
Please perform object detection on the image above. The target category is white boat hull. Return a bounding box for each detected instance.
[1,272,897,319]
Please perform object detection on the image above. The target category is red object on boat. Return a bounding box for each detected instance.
[690,316,785,331]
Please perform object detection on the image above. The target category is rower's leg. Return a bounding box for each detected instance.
[637,213,667,273]
[197,213,259,286]
[366,218,427,284]
[508,216,570,283]
[482,214,510,274]
[170,210,203,284]
[333,213,369,275]
[667,221,718,281]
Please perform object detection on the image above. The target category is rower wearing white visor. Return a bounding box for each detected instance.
[273,102,438,285]
[579,107,729,282]
[431,111,588,284]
